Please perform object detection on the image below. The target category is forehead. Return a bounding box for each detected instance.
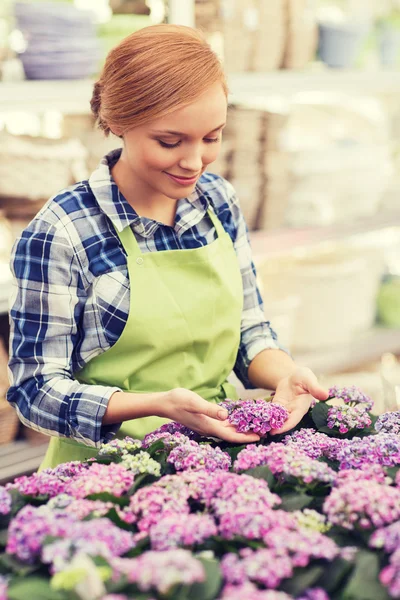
[148,82,227,135]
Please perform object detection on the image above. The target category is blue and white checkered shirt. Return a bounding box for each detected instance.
[7,149,281,447]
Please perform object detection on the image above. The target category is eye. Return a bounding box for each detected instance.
[204,137,220,144]
[158,140,181,149]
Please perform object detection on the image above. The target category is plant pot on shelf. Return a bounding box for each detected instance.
[318,22,368,68]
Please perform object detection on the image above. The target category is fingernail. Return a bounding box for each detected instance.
[217,409,228,420]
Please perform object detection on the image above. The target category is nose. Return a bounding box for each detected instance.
[178,146,203,173]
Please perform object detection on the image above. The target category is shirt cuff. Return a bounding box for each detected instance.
[67,385,123,448]
[235,337,292,389]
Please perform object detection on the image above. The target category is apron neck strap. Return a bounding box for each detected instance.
[116,205,225,258]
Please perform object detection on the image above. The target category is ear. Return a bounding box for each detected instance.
[110,125,123,137]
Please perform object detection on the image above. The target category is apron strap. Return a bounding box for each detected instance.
[116,204,228,257]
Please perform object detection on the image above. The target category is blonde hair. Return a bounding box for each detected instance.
[91,24,228,136]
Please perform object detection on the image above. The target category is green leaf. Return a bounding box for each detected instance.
[315,556,354,594]
[225,445,246,462]
[243,466,275,487]
[102,507,133,531]
[311,402,330,429]
[281,565,325,595]
[342,550,391,600]
[188,557,222,600]
[127,472,159,495]
[279,492,312,512]
[0,552,39,577]
[7,576,69,600]
[85,492,129,507]
[0,529,8,548]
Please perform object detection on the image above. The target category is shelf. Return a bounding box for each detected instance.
[250,210,400,262]
[0,439,47,485]
[295,327,400,376]
[2,69,400,114]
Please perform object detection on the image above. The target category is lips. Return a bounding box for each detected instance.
[164,172,200,186]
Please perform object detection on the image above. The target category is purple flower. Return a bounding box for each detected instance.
[283,429,335,460]
[6,505,78,563]
[323,480,400,530]
[41,518,135,572]
[336,464,391,486]
[233,443,336,486]
[336,433,400,469]
[167,441,231,472]
[0,486,11,515]
[297,589,330,600]
[370,521,400,554]
[47,494,114,519]
[379,548,400,598]
[221,548,293,589]
[142,422,199,447]
[328,385,373,409]
[375,411,400,435]
[327,405,372,434]
[5,461,89,498]
[67,462,134,498]
[121,476,190,530]
[218,582,294,599]
[219,399,288,436]
[111,549,205,594]
[218,508,297,541]
[149,513,217,550]
[204,472,280,517]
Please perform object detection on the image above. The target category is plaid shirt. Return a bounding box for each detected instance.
[7,149,281,447]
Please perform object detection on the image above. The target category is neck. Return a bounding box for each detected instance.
[111,153,178,226]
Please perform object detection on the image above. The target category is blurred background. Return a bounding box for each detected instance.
[0,0,400,480]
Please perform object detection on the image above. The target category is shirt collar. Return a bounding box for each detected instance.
[88,149,210,237]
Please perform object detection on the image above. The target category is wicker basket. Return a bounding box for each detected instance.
[281,0,318,70]
[0,132,88,202]
[22,425,49,446]
[0,399,19,445]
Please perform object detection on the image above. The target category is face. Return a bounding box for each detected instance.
[116,81,227,201]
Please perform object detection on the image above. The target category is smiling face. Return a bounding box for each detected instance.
[113,81,227,204]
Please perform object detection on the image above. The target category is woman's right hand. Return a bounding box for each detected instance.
[160,387,260,444]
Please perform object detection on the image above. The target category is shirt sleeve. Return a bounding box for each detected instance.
[6,218,122,448]
[222,179,290,389]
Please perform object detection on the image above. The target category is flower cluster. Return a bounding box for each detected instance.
[149,513,217,550]
[282,428,336,460]
[293,509,330,533]
[336,433,400,469]
[47,494,114,519]
[5,461,89,498]
[375,411,400,435]
[370,522,400,598]
[328,385,373,409]
[323,480,400,530]
[221,531,338,591]
[233,443,336,486]
[335,464,391,486]
[142,422,199,447]
[6,504,78,563]
[98,436,142,457]
[41,518,135,572]
[218,583,294,600]
[111,549,205,594]
[167,440,231,472]
[0,576,8,600]
[326,404,372,434]
[0,486,11,515]
[218,398,288,436]
[67,462,134,498]
[120,450,161,476]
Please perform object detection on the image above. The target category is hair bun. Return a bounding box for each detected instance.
[90,81,110,135]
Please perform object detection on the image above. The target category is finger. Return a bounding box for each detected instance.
[299,370,329,401]
[186,396,228,421]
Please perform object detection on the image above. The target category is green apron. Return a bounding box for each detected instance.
[39,206,243,470]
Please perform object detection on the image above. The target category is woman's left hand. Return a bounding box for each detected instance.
[270,366,329,435]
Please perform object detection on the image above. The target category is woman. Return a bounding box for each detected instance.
[7,25,328,469]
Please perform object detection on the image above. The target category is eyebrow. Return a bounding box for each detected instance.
[151,123,226,136]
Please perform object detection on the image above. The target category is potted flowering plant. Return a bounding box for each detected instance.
[1,387,400,600]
